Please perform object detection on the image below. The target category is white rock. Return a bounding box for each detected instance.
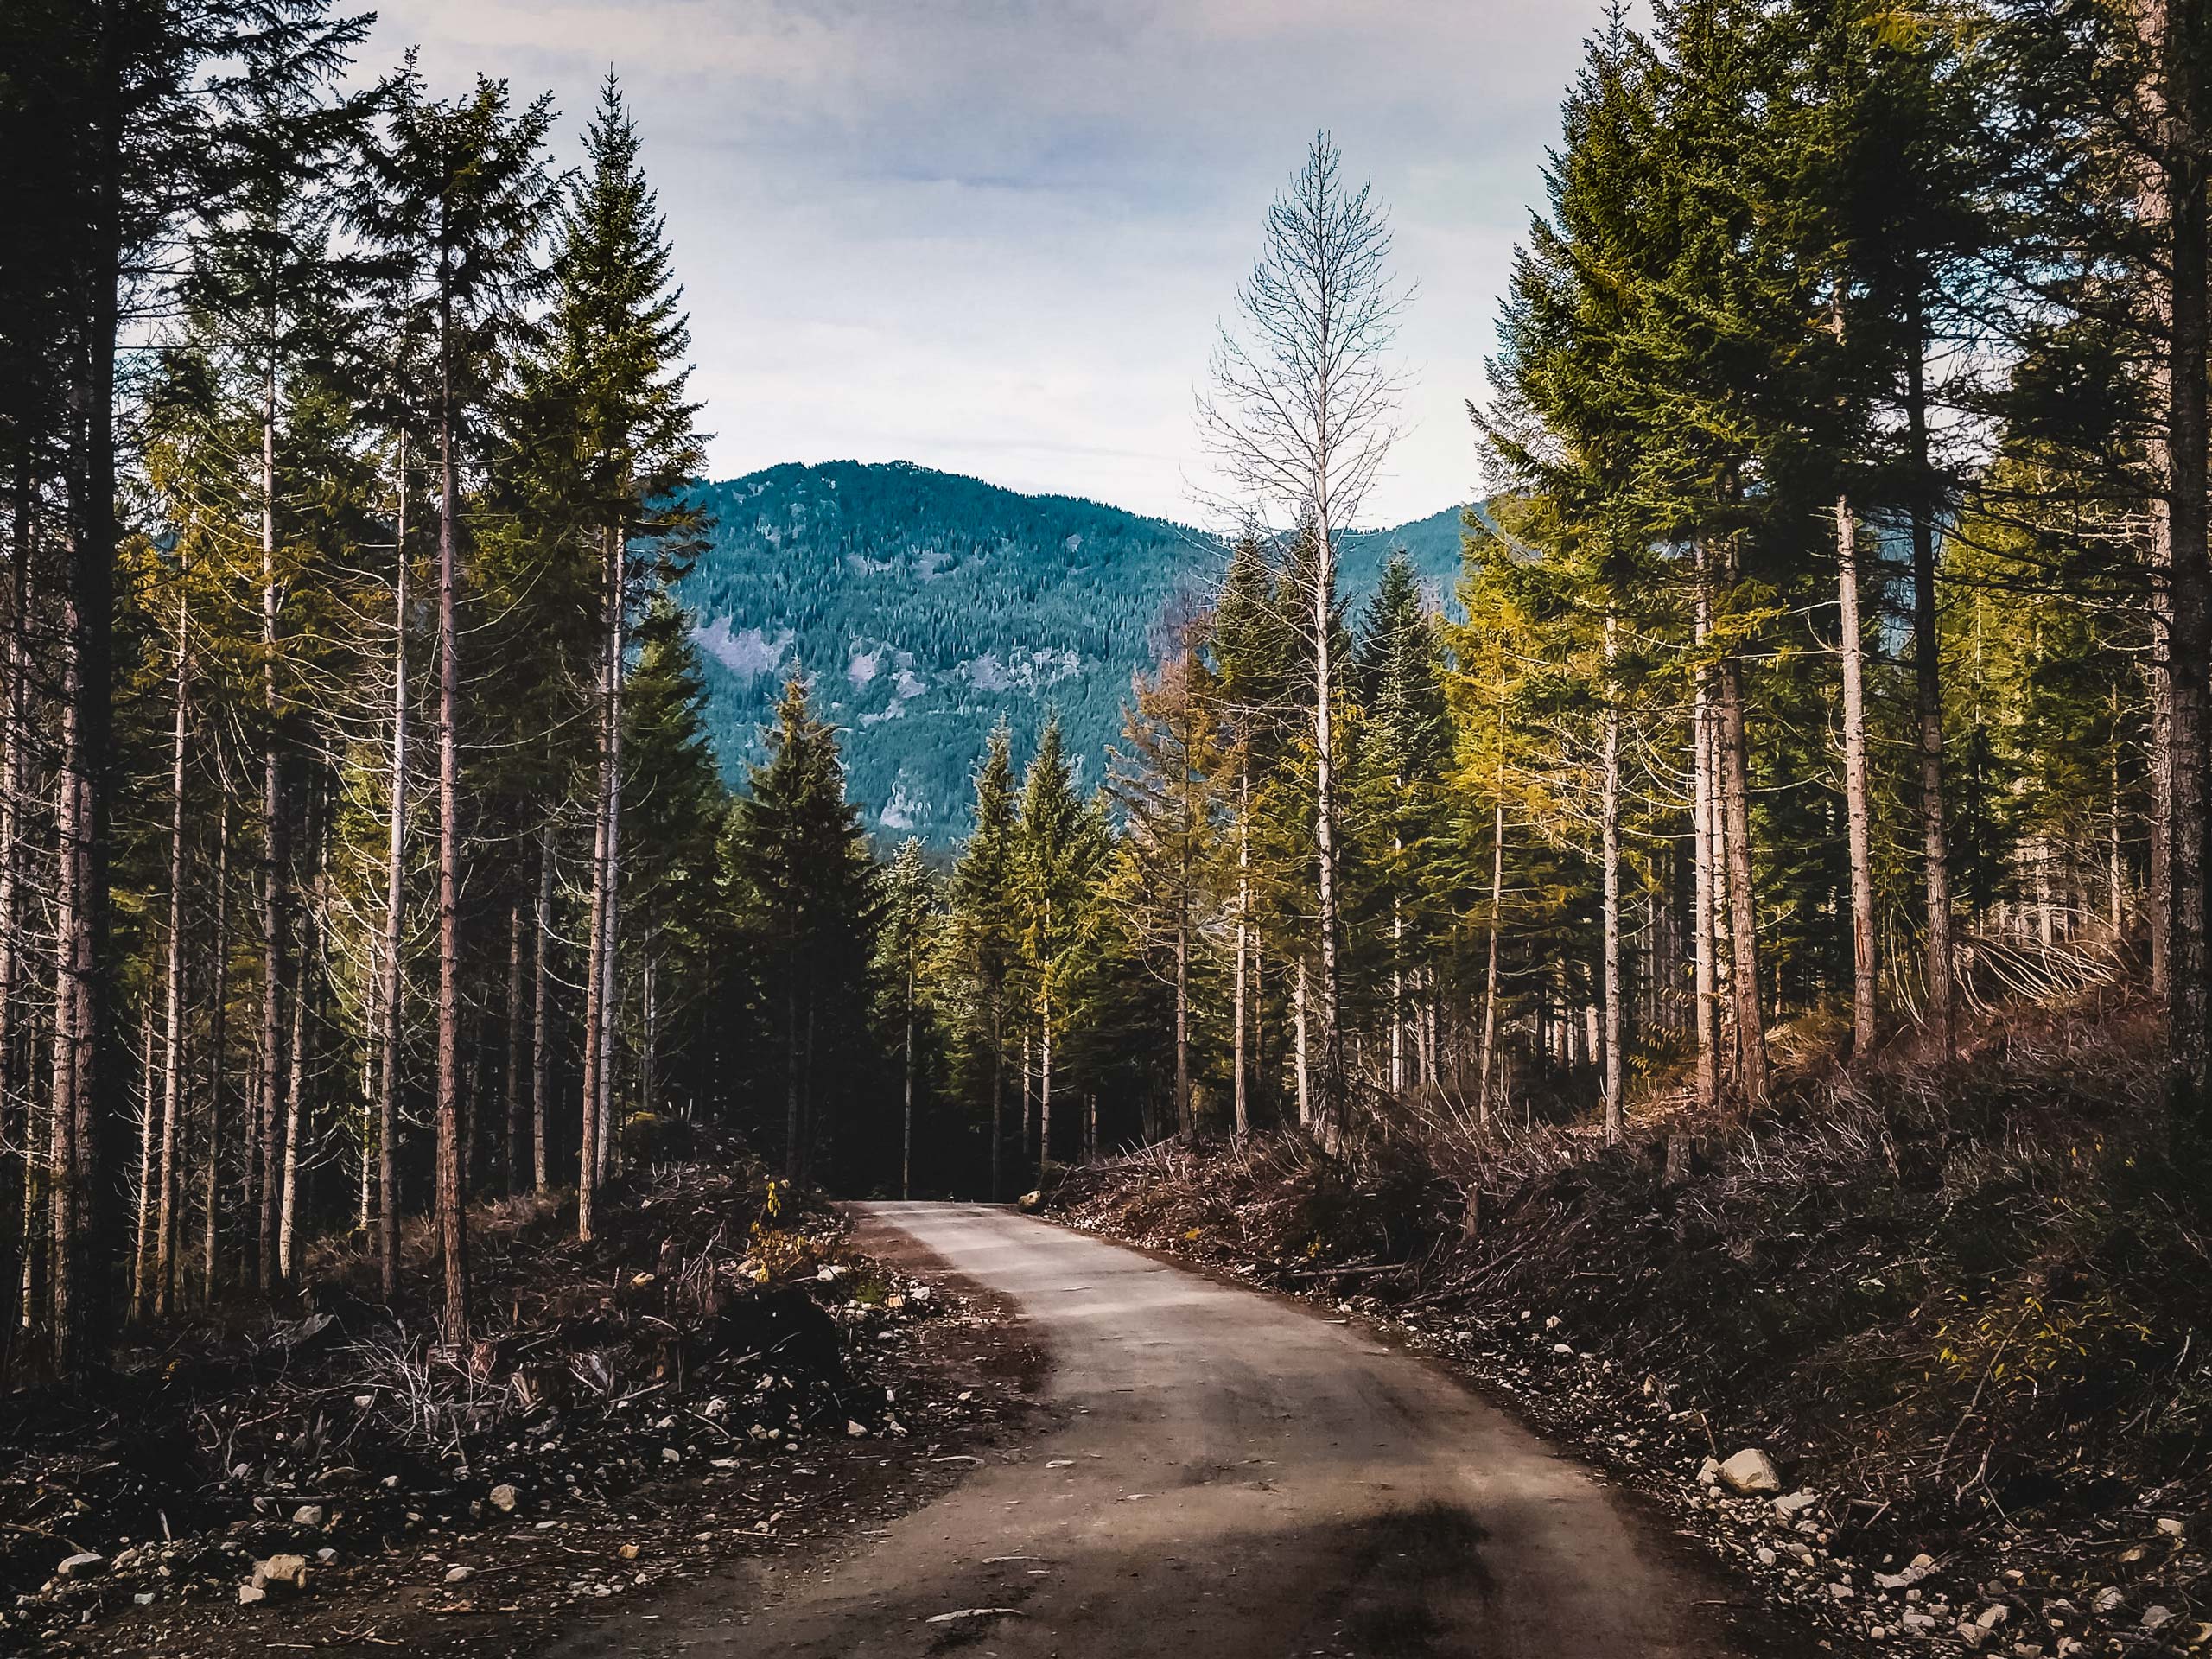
[489,1484,519,1513]
[846,1421,869,1438]
[1717,1449,1782,1495]
[1775,1490,1819,1517]
[444,1566,474,1585]
[2157,1517,2184,1536]
[2142,1606,2174,1633]
[291,1505,325,1529]
[237,1583,266,1606]
[54,1554,104,1580]
[2093,1587,2125,1615]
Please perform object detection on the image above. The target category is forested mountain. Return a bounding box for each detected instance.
[676,461,1469,841]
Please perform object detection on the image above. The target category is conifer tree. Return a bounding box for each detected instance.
[725,677,880,1182]
[355,65,557,1338]
[950,721,1020,1196]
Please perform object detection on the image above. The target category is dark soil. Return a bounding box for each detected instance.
[0,1139,1039,1656]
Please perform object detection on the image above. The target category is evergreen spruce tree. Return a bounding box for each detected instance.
[355,65,558,1339]
[725,677,880,1182]
[950,721,1020,1197]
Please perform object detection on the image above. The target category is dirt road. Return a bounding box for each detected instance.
[553,1201,1749,1657]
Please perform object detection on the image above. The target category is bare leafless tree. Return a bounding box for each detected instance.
[1198,130,1407,1146]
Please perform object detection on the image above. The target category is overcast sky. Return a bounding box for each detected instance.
[356,1,1618,528]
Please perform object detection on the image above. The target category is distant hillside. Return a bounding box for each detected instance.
[673,461,1474,844]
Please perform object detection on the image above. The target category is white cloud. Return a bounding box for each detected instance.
[358,0,1618,524]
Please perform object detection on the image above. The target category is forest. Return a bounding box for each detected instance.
[671,461,1467,846]
[0,0,2209,1512]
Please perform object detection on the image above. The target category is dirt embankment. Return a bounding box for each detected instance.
[0,1139,1039,1657]
[1049,993,2212,1658]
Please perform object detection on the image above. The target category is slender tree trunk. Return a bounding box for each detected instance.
[203,822,228,1304]
[1039,951,1053,1183]
[155,580,189,1315]
[48,611,83,1369]
[378,438,408,1298]
[1714,535,1769,1105]
[1173,913,1191,1138]
[434,307,468,1341]
[257,366,287,1295]
[277,916,307,1281]
[1311,512,1343,1147]
[1836,495,1879,1056]
[1692,547,1720,1106]
[0,466,24,1344]
[1904,294,1956,1052]
[531,832,550,1198]
[1478,802,1504,1128]
[505,902,523,1192]
[2113,685,2129,935]
[1294,957,1311,1128]
[1601,612,1623,1143]
[901,948,915,1199]
[596,528,625,1185]
[989,995,1004,1199]
[131,1010,154,1319]
[1233,770,1249,1135]
[1390,875,1405,1097]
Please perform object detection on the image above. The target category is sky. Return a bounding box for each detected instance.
[355,1,1617,530]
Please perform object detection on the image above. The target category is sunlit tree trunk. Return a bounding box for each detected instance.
[202,823,228,1304]
[154,579,190,1314]
[1601,612,1623,1143]
[378,442,408,1296]
[1836,495,1879,1056]
[434,298,469,1342]
[257,365,287,1295]
[531,832,550,1197]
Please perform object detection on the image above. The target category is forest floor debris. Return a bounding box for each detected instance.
[1050,989,2212,1657]
[0,1133,1039,1656]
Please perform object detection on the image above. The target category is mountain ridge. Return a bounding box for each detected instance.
[672,460,1474,843]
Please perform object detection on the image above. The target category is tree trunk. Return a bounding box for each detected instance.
[1478,802,1503,1129]
[1692,549,1719,1108]
[1601,613,1623,1142]
[257,366,287,1296]
[1294,957,1311,1128]
[1311,512,1344,1147]
[48,607,83,1370]
[203,822,228,1304]
[1836,494,1879,1056]
[1714,571,1770,1106]
[277,914,307,1281]
[1039,956,1053,1184]
[434,309,469,1343]
[1232,770,1249,1135]
[1173,913,1190,1137]
[1904,293,1955,1053]
[531,832,551,1198]
[505,901,523,1192]
[596,528,625,1185]
[378,439,408,1297]
[154,578,188,1316]
[989,995,1004,1200]
[131,1009,154,1319]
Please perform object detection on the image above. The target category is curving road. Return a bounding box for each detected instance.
[571,1202,1750,1657]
